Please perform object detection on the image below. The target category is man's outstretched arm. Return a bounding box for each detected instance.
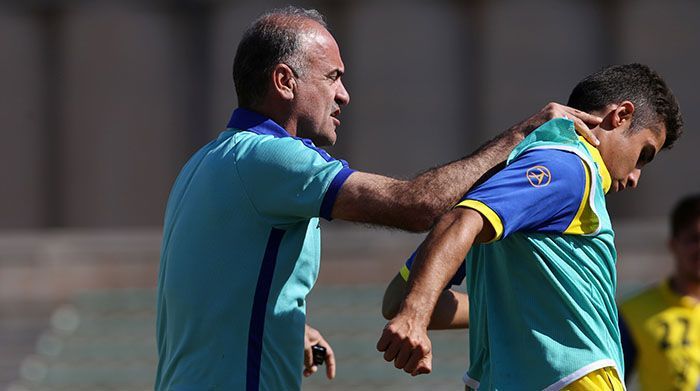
[332,103,601,232]
[376,207,492,375]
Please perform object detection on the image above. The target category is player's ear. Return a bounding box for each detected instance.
[271,63,296,101]
[612,101,635,128]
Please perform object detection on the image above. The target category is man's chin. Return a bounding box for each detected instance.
[317,130,337,147]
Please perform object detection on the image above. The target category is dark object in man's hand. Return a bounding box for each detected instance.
[312,344,326,365]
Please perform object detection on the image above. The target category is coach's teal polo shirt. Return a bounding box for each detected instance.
[155,108,354,390]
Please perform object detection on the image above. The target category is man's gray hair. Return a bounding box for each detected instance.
[232,6,327,108]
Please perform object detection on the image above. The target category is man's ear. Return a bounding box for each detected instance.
[612,101,635,128]
[271,63,296,101]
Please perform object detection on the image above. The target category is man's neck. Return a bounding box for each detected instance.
[670,275,700,300]
[248,104,297,137]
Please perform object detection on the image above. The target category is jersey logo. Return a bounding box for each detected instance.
[526,165,551,187]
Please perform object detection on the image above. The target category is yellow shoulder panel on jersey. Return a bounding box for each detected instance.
[455,199,503,243]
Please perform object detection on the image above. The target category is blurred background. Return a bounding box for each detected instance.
[0,0,698,389]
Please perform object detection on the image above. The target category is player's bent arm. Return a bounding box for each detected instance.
[382,273,468,330]
[331,103,601,232]
[396,207,491,327]
[377,207,492,375]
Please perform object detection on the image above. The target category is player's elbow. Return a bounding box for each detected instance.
[382,300,398,320]
[382,274,408,319]
[381,287,400,320]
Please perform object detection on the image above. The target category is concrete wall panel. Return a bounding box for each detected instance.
[0,9,45,228]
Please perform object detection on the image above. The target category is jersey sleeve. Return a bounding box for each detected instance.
[235,135,354,223]
[457,148,587,242]
[399,249,466,288]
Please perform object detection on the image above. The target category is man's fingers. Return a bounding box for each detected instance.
[572,118,600,146]
[566,108,603,125]
[403,344,429,374]
[376,329,391,352]
[304,365,317,377]
[304,345,313,368]
[394,344,412,369]
[325,345,336,379]
[410,355,432,376]
[382,340,401,362]
[564,107,601,146]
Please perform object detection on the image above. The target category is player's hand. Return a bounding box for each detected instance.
[508,102,602,146]
[376,315,432,376]
[304,324,336,380]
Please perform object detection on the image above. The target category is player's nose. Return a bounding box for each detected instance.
[626,169,641,189]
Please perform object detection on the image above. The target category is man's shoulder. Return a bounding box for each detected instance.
[225,130,339,167]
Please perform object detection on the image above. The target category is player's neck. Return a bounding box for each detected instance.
[670,275,700,301]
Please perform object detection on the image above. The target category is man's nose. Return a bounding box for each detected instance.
[336,81,350,106]
[626,169,641,189]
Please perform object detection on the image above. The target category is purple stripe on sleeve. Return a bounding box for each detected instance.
[320,168,355,221]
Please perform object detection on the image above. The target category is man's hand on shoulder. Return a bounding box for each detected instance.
[508,102,602,146]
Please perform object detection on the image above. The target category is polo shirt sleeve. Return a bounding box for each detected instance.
[457,148,587,242]
[399,249,466,288]
[235,135,354,223]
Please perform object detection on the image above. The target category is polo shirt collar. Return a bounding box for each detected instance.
[226,108,291,138]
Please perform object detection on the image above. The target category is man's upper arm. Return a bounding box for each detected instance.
[330,171,397,223]
[235,136,354,223]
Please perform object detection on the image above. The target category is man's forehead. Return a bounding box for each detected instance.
[300,24,343,68]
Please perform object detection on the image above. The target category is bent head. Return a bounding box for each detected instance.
[669,195,700,283]
[567,64,683,193]
[232,6,350,146]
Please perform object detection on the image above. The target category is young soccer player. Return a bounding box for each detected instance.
[619,194,700,390]
[377,64,683,389]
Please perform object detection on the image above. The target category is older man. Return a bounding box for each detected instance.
[155,6,601,390]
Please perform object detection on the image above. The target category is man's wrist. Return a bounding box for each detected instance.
[505,120,531,143]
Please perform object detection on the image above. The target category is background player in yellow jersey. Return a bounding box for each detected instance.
[620,194,700,390]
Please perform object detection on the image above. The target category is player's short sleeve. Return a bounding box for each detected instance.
[235,135,354,223]
[457,148,587,242]
[399,249,466,288]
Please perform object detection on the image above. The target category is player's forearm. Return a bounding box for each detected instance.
[396,210,480,326]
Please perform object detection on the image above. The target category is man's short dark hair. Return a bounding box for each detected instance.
[232,6,326,108]
[670,194,700,238]
[567,63,683,149]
